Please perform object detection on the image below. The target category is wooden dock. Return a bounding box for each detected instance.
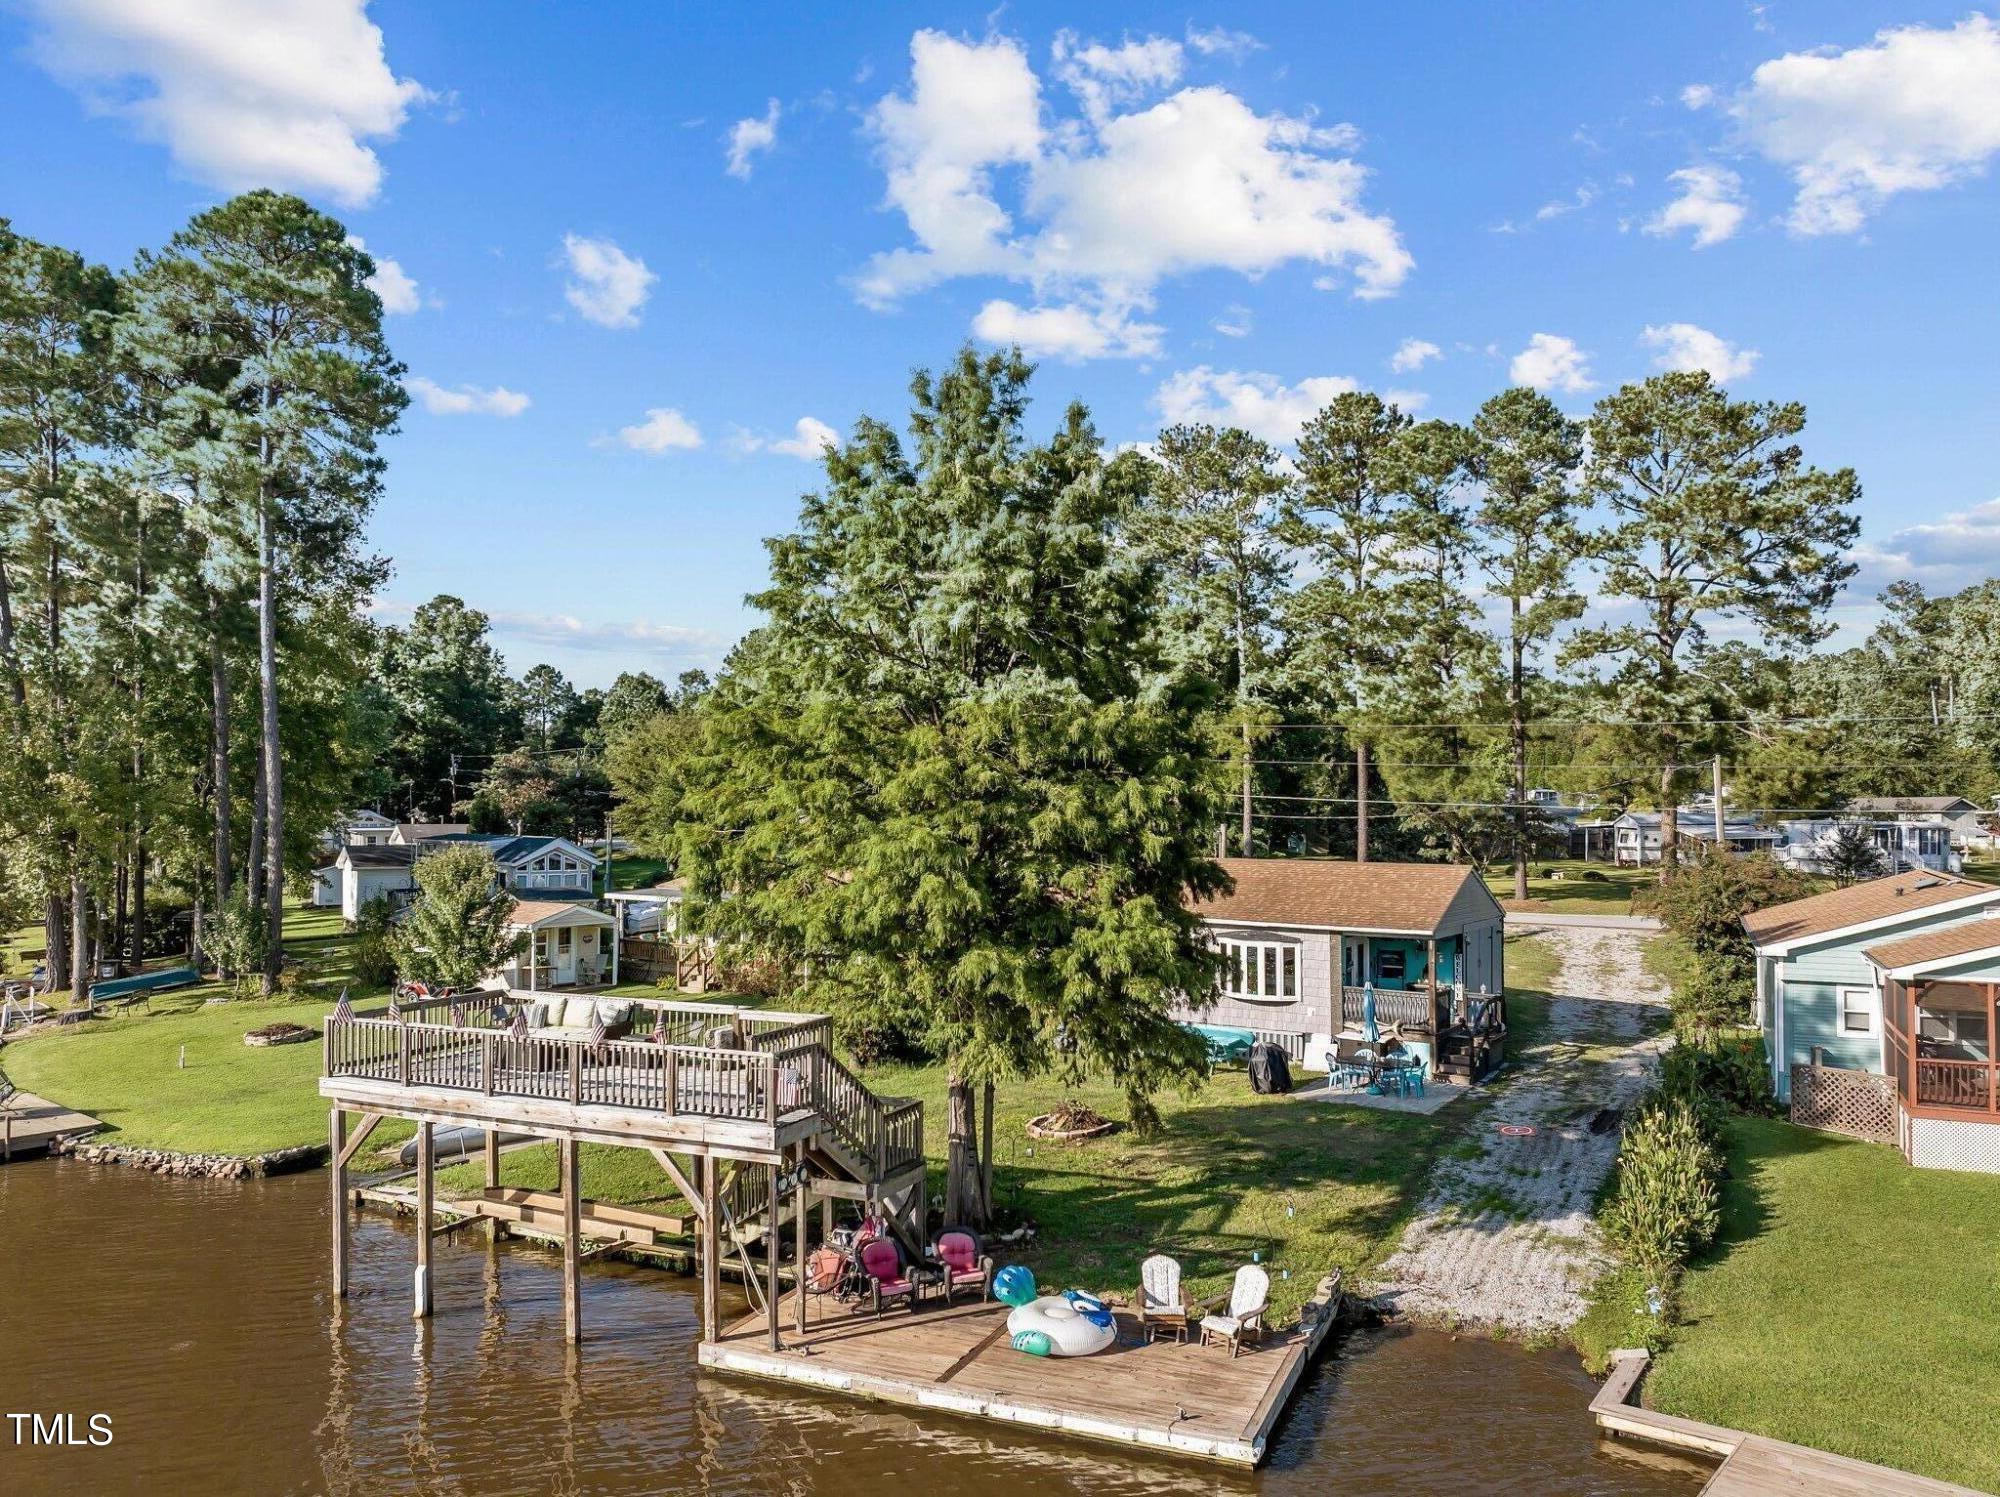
[0,1092,105,1162]
[698,1272,1343,1468]
[1592,1350,1986,1496]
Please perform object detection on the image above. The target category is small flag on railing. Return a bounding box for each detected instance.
[333,986,354,1023]
[386,989,403,1023]
[652,1009,669,1045]
[509,1003,528,1040]
[588,1005,607,1051]
[450,1002,466,1028]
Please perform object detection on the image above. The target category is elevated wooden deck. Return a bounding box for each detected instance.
[699,1274,1343,1467]
[1592,1350,1986,1496]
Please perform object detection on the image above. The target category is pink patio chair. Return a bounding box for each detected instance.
[859,1236,916,1317]
[933,1229,994,1304]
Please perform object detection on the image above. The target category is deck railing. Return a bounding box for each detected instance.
[323,998,928,1179]
[1338,985,1443,1031]
[1914,1056,2000,1114]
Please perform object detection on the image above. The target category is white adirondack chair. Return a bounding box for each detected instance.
[1138,1253,1190,1343]
[1199,1264,1270,1358]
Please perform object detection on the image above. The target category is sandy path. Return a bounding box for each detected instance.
[1366,925,1672,1337]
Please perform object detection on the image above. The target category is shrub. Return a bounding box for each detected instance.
[350,895,399,989]
[1580,868,1609,883]
[202,890,269,994]
[1663,1031,1775,1116]
[1646,853,1811,1033]
[389,846,526,990]
[1602,1093,1723,1281]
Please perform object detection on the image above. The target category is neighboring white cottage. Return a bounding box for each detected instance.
[327,833,601,922]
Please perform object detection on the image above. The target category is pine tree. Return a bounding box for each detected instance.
[677,348,1228,1225]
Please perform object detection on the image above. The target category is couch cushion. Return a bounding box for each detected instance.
[596,999,632,1025]
[562,997,598,1028]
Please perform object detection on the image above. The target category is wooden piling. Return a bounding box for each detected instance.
[560,1136,582,1343]
[483,1127,500,1189]
[330,1107,348,1298]
[414,1120,434,1319]
[793,1147,807,1334]
[700,1152,720,1344]
[766,1160,781,1350]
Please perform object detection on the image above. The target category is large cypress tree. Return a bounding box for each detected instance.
[678,347,1227,1226]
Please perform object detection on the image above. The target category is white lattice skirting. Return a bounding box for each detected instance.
[1902,1108,2000,1175]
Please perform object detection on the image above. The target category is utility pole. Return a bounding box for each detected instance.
[1355,741,1370,864]
[447,752,459,813]
[1713,753,1726,849]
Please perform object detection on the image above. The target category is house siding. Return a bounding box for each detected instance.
[1766,906,2000,1099]
[1189,926,1335,1040]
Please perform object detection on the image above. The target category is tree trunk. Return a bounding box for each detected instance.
[1511,618,1529,902]
[257,490,285,993]
[247,748,267,918]
[208,610,233,907]
[114,848,129,973]
[132,835,147,969]
[1240,721,1254,857]
[1355,740,1370,863]
[70,877,89,1003]
[944,1070,987,1228]
[979,1080,997,1222]
[43,895,68,993]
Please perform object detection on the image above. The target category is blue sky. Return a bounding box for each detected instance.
[3,1,1998,685]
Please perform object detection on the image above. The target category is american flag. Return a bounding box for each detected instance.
[449,1002,466,1028]
[333,986,354,1022]
[386,989,403,1023]
[588,1005,607,1050]
[509,1003,529,1040]
[652,1009,669,1045]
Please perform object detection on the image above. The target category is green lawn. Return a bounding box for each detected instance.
[1638,1117,2000,1492]
[446,932,1562,1323]
[0,905,411,1156]
[1483,859,1657,914]
[14,905,1564,1324]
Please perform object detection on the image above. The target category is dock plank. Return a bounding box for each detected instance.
[0,1093,105,1161]
[700,1288,1318,1466]
[1704,1435,1987,1497]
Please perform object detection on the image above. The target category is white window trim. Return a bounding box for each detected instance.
[1214,936,1302,1004]
[1837,984,1877,1039]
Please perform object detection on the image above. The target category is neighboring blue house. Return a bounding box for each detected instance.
[1744,871,2000,1174]
[1179,857,1507,1076]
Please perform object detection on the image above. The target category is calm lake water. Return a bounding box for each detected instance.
[0,1158,1708,1495]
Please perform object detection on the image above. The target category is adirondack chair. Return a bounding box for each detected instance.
[1137,1253,1193,1343]
[1199,1264,1270,1358]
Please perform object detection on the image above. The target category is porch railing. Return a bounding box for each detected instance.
[1338,985,1444,1031]
[1914,1056,2000,1114]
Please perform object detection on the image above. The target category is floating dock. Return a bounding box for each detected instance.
[0,1092,105,1162]
[1592,1349,1986,1496]
[699,1271,1343,1468]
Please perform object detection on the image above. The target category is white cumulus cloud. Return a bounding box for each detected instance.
[770,416,838,459]
[726,98,780,179]
[1389,337,1441,373]
[1154,366,1360,446]
[1645,164,1748,248]
[23,0,426,207]
[618,407,703,453]
[1733,14,2000,235]
[972,298,1163,360]
[1509,333,1594,395]
[405,377,528,417]
[856,30,1411,355]
[1680,83,1716,109]
[561,233,656,329]
[347,234,419,313]
[1641,322,1759,383]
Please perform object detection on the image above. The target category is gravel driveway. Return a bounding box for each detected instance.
[1366,925,1672,1337]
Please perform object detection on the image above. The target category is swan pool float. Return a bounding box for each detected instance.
[1006,1289,1117,1357]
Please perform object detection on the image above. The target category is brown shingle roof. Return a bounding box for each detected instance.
[1741,872,1995,947]
[507,899,614,929]
[1194,857,1483,935]
[1864,917,2000,971]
